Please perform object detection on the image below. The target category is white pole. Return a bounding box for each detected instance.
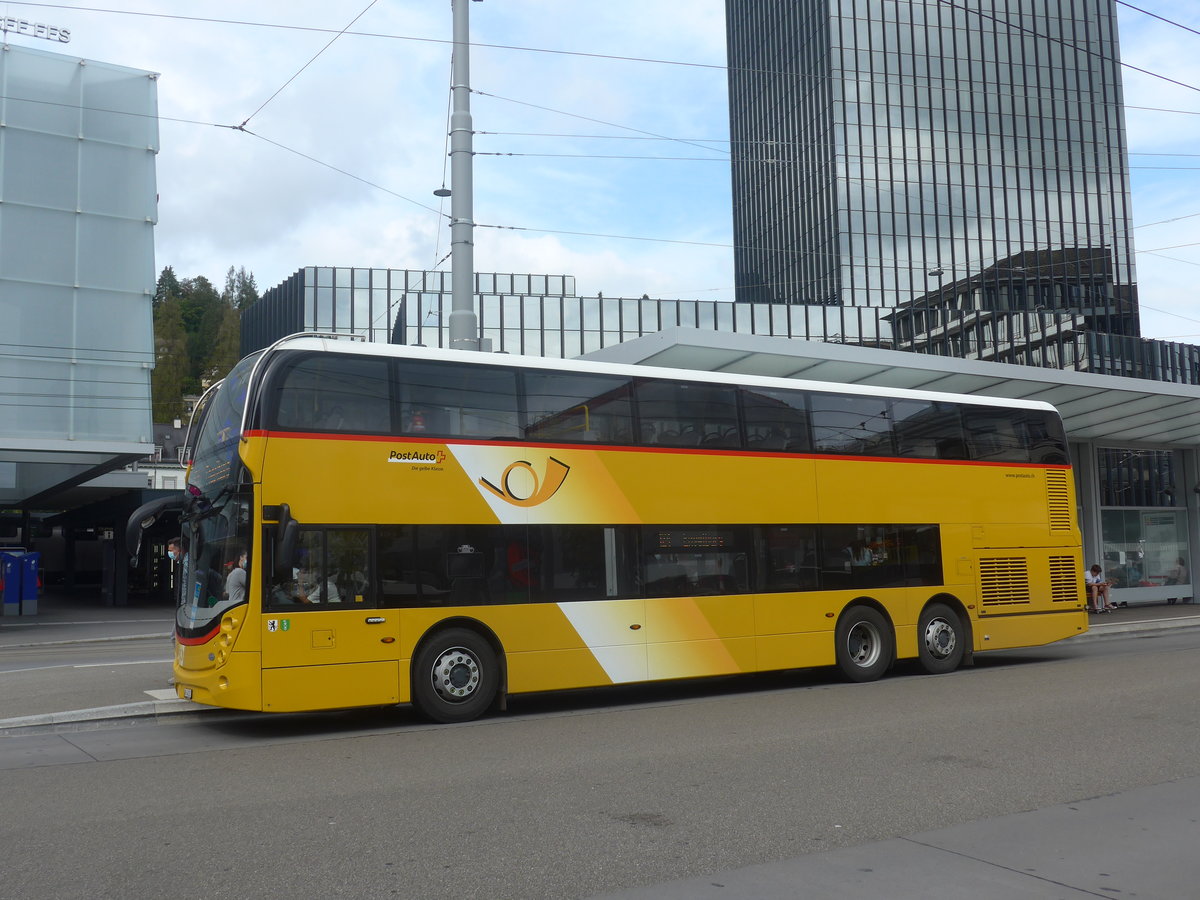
[447,0,479,351]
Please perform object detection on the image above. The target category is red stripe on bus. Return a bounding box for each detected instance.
[176,625,221,646]
[242,429,1070,469]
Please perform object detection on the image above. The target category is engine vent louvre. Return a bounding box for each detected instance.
[979,557,1031,606]
[1049,556,1081,603]
[1046,469,1072,531]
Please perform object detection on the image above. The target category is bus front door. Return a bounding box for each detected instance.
[259,601,401,712]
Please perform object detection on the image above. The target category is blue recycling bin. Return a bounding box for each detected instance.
[19,551,39,615]
[1,552,20,617]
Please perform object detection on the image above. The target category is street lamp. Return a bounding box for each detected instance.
[447,0,480,352]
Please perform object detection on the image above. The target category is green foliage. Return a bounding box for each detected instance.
[150,264,256,423]
[151,298,189,422]
[153,265,181,309]
[205,303,242,385]
[223,265,260,310]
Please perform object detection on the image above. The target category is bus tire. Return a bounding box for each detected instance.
[917,602,965,675]
[835,605,893,683]
[412,627,500,724]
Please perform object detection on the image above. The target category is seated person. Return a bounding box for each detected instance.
[1085,564,1116,613]
[273,565,341,604]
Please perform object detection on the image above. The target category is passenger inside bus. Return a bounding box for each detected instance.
[272,562,341,604]
[295,564,341,604]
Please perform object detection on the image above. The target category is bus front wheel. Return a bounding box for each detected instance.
[412,627,500,723]
[917,603,965,675]
[834,606,893,683]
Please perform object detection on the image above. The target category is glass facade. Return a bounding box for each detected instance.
[725,0,1139,347]
[243,267,903,358]
[247,265,1200,382]
[0,44,158,505]
[1095,448,1190,592]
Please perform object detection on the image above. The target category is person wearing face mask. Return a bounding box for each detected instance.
[223,542,248,606]
[166,536,184,687]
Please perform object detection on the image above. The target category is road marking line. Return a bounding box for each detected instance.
[72,659,172,668]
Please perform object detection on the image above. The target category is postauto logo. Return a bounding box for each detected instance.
[479,457,570,507]
[387,448,446,464]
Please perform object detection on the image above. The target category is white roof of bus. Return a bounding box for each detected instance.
[266,334,1057,414]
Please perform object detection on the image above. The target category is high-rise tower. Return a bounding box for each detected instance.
[725,0,1139,350]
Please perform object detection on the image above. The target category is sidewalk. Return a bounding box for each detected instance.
[2,592,1199,732]
[0,588,187,731]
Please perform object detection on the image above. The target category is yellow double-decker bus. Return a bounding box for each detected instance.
[128,334,1086,723]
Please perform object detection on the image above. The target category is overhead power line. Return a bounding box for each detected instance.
[13,1,1200,105]
[238,128,447,217]
[1117,1,1200,39]
[238,0,380,129]
[936,0,1200,97]
[471,90,729,156]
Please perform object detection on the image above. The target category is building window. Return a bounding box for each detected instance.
[1098,448,1176,507]
[1097,448,1188,593]
[1099,509,1188,591]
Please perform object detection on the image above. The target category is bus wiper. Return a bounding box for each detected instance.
[184,483,240,521]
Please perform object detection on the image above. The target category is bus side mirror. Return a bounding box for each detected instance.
[124,495,184,564]
[273,503,300,580]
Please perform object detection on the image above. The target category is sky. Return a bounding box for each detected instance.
[3,0,1199,342]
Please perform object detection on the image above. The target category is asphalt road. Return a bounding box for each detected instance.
[3,630,1199,899]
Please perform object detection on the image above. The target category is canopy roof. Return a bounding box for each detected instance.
[584,328,1200,447]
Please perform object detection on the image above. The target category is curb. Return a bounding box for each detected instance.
[0,632,170,650]
[1068,615,1200,642]
[0,698,210,734]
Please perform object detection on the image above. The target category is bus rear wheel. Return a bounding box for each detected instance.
[917,602,965,675]
[835,606,893,683]
[412,628,500,723]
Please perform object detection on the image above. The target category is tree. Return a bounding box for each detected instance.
[151,264,260,412]
[179,276,223,390]
[204,302,241,384]
[153,265,181,309]
[222,265,260,310]
[151,299,189,422]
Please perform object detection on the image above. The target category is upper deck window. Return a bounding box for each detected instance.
[273,354,391,434]
[634,380,741,448]
[396,360,520,439]
[891,400,966,459]
[524,371,634,444]
[961,406,1067,464]
[810,393,893,456]
[741,386,811,452]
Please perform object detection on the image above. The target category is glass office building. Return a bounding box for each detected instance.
[243,266,894,359]
[722,1,1200,594]
[0,43,157,507]
[725,0,1139,347]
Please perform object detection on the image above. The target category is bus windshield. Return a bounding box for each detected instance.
[177,492,252,640]
[176,352,260,640]
[186,351,261,501]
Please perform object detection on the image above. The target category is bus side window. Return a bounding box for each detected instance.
[328,529,371,605]
[741,386,811,453]
[633,380,740,449]
[893,400,964,460]
[811,394,893,456]
[524,371,634,444]
[962,408,1031,463]
[271,353,391,434]
[396,360,520,439]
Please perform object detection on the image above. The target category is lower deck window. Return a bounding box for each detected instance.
[271,522,944,609]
